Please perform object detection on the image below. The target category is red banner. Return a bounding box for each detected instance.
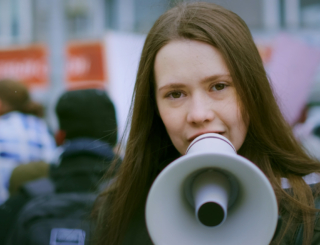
[0,42,107,90]
[67,42,106,82]
[0,45,48,88]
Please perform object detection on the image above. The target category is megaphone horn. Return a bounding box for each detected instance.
[146,133,278,245]
[184,134,239,228]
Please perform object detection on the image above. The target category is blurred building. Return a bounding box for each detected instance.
[0,0,319,47]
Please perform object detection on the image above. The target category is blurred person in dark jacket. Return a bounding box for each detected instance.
[0,79,56,203]
[0,88,119,244]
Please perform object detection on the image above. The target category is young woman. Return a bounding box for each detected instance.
[94,2,320,245]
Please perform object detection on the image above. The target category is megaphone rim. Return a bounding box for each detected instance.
[146,151,278,245]
[186,133,236,154]
[164,152,268,180]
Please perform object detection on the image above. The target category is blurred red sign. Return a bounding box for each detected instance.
[0,42,107,89]
[67,42,106,83]
[257,44,273,64]
[0,45,48,88]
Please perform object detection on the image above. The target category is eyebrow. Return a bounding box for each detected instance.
[157,74,231,92]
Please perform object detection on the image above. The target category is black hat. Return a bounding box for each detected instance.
[56,89,117,146]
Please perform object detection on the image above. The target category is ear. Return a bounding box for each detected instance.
[55,130,66,146]
[0,99,11,115]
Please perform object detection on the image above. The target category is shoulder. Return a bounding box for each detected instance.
[0,111,20,126]
[312,191,320,239]
[275,182,320,245]
[0,193,30,244]
[293,184,320,245]
[122,204,153,245]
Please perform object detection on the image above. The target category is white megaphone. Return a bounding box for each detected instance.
[146,133,278,245]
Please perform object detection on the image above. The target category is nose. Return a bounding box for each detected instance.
[186,95,215,125]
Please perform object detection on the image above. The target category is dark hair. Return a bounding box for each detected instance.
[55,89,118,146]
[94,2,320,245]
[0,79,43,117]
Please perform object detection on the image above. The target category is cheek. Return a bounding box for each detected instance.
[231,111,248,150]
[158,106,186,152]
[223,99,248,150]
[159,109,182,134]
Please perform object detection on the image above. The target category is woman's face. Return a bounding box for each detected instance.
[154,40,248,154]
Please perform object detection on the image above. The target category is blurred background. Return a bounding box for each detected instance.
[1,1,320,240]
[0,0,320,147]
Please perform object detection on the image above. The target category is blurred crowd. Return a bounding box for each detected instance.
[293,74,320,162]
[0,79,119,244]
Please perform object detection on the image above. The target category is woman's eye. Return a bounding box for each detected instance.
[168,91,183,99]
[212,83,227,91]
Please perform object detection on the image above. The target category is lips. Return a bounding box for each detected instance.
[187,131,225,142]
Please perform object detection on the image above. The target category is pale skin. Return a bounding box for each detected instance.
[154,40,248,154]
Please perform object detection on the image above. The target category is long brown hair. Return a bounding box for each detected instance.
[0,79,43,117]
[94,2,320,244]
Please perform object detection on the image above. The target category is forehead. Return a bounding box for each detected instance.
[154,40,230,87]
